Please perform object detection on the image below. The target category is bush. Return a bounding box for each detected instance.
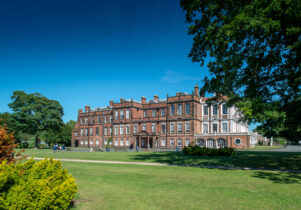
[0,158,77,209]
[183,145,234,156]
[0,125,19,163]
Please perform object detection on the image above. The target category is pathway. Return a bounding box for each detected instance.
[28,157,301,173]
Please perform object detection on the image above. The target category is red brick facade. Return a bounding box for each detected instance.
[72,85,261,149]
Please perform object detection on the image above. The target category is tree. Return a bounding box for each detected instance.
[181,0,301,141]
[60,120,76,146]
[8,91,64,148]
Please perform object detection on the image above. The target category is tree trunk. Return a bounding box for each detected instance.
[35,136,40,148]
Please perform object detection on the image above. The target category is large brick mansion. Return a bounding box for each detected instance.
[72,85,263,149]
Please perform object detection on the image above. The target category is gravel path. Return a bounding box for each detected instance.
[29,157,301,173]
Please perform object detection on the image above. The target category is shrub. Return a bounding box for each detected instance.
[0,125,20,163]
[0,158,77,210]
[183,145,234,156]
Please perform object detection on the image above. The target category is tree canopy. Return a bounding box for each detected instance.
[181,0,301,140]
[8,91,64,147]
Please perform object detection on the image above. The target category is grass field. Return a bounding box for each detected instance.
[19,148,301,171]
[245,145,284,150]
[65,162,301,209]
[18,149,301,209]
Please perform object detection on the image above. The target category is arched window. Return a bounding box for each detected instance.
[207,139,215,148]
[196,139,205,147]
[217,139,226,148]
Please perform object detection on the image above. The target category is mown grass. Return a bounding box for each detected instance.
[65,161,301,209]
[19,148,301,170]
[246,145,284,150]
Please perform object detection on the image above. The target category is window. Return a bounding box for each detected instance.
[104,116,107,123]
[161,108,165,116]
[177,122,182,133]
[91,117,95,123]
[203,123,208,133]
[142,124,147,131]
[96,139,99,145]
[110,116,112,123]
[97,116,101,123]
[90,139,93,145]
[133,124,138,133]
[90,127,94,135]
[161,123,166,134]
[120,125,124,135]
[152,110,156,117]
[75,132,78,136]
[85,140,88,145]
[80,128,84,136]
[104,139,108,145]
[85,118,88,124]
[110,127,112,135]
[80,118,83,125]
[114,126,118,135]
[185,122,190,133]
[185,103,190,115]
[120,139,124,146]
[126,125,130,134]
[152,123,156,133]
[170,139,175,147]
[126,109,130,119]
[177,139,183,147]
[104,127,108,136]
[207,139,215,148]
[161,139,166,146]
[203,106,208,115]
[222,104,227,115]
[222,122,228,133]
[185,139,190,146]
[170,105,175,116]
[96,127,99,135]
[126,139,130,146]
[177,104,183,115]
[212,123,218,133]
[234,138,242,145]
[85,128,88,136]
[170,123,175,134]
[213,104,218,115]
[143,110,147,118]
[80,140,84,145]
[196,139,205,147]
[115,111,118,120]
[120,110,124,120]
[115,139,118,146]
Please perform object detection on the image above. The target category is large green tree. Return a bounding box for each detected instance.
[8,91,64,148]
[181,0,301,140]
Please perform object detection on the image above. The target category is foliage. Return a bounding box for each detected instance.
[181,0,301,141]
[0,125,21,163]
[183,145,234,156]
[8,91,64,147]
[0,158,77,210]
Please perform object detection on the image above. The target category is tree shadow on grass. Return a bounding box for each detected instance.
[252,171,301,184]
[128,151,301,171]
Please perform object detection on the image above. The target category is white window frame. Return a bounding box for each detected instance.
[212,104,218,116]
[80,128,84,136]
[126,125,130,135]
[133,124,138,134]
[170,139,175,147]
[152,123,156,133]
[177,122,182,133]
[222,104,228,115]
[126,139,130,146]
[161,123,166,134]
[185,103,190,115]
[177,104,183,115]
[170,123,174,134]
[185,122,190,133]
[114,139,118,146]
[203,123,209,134]
[177,139,183,147]
[170,105,175,116]
[185,139,190,146]
[90,127,93,135]
[90,139,93,145]
[152,110,156,117]
[96,139,99,145]
[120,125,124,135]
[104,127,108,136]
[114,126,118,135]
[80,140,84,145]
[203,105,208,116]
[142,124,147,131]
[126,109,130,119]
[212,122,218,133]
[161,108,165,116]
[115,111,118,120]
[222,122,228,133]
[161,139,166,146]
[120,139,124,146]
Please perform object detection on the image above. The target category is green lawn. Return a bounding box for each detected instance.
[246,145,284,150]
[19,148,301,171]
[65,161,301,209]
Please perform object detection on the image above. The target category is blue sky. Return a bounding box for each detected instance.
[0,0,210,122]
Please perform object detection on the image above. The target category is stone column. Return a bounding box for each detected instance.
[133,137,136,150]
[147,136,150,149]
[139,136,141,149]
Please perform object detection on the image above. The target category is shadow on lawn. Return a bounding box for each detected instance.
[252,171,301,184]
[129,151,301,171]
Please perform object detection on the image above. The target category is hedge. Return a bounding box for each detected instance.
[0,158,77,210]
[183,145,234,156]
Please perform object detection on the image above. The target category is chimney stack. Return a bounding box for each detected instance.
[194,84,199,96]
[110,100,114,107]
[85,105,90,113]
[78,109,83,114]
[141,96,146,104]
[154,95,159,102]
